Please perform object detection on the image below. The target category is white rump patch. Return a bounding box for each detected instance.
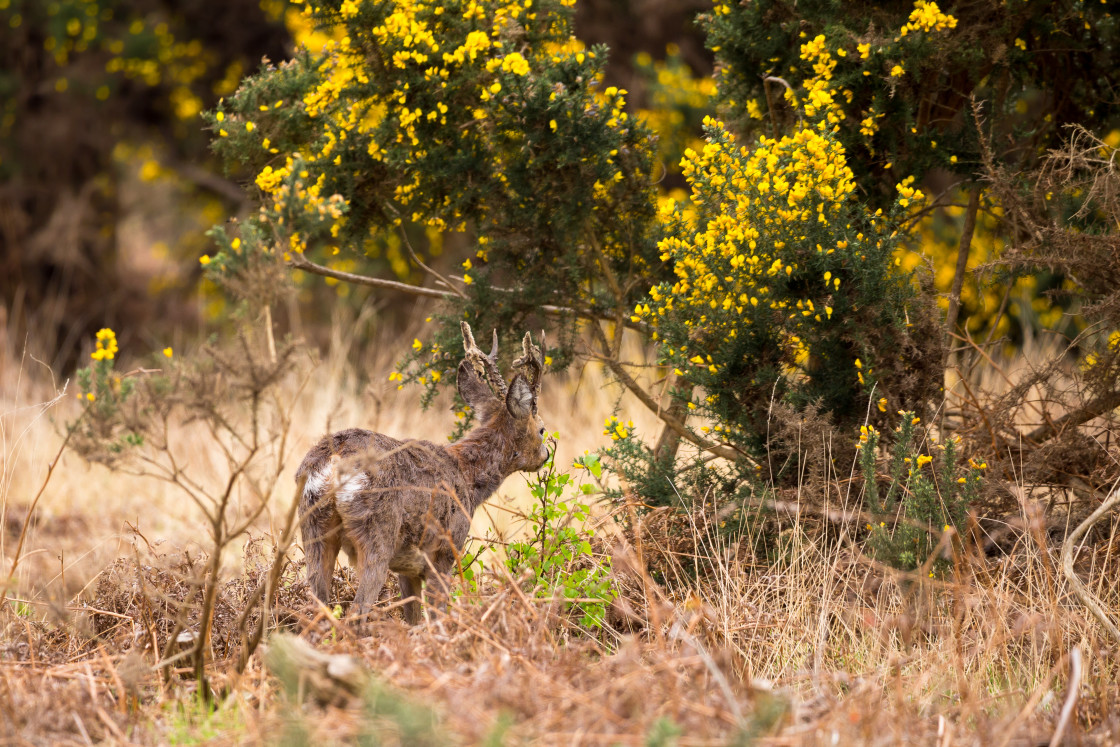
[302,461,332,502]
[334,469,369,505]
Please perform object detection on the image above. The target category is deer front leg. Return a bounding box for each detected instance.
[422,548,457,620]
[422,571,452,619]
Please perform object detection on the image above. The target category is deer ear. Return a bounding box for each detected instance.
[505,373,534,420]
[457,360,495,409]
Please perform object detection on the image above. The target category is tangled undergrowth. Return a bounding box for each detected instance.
[3,483,1119,745]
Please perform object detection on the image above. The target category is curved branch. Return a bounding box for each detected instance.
[288,251,648,330]
[586,324,746,464]
[1060,486,1120,644]
[1025,390,1120,446]
[289,251,449,300]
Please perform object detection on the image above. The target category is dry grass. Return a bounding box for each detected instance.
[2,317,1119,746]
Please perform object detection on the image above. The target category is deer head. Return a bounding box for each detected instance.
[457,322,549,473]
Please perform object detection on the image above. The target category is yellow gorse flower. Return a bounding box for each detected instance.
[90,328,118,362]
[900,0,958,36]
[602,416,631,441]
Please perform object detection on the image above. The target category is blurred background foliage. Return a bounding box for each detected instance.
[0,0,290,366]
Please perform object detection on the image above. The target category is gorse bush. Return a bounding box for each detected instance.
[704,0,1120,346]
[206,0,665,375]
[611,118,941,502]
[642,120,939,443]
[706,0,1120,204]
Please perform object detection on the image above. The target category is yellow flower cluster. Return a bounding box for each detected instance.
[1082,330,1120,370]
[251,156,346,252]
[856,423,878,450]
[899,0,958,36]
[793,34,847,126]
[90,328,118,362]
[637,118,870,378]
[603,416,632,441]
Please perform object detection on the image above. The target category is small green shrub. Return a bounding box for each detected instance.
[859,412,980,573]
[504,448,616,630]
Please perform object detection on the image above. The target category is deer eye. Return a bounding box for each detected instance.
[539,427,545,437]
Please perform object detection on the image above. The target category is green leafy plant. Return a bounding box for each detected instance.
[859,411,980,572]
[505,447,615,630]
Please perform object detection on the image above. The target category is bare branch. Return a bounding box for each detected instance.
[287,250,647,330]
[586,323,744,463]
[1025,390,1120,446]
[944,187,981,361]
[289,251,450,300]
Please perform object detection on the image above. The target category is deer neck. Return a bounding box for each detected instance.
[448,429,508,511]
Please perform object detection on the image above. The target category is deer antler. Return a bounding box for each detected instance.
[460,321,508,398]
[513,330,546,403]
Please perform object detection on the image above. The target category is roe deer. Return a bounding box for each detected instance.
[296,322,548,623]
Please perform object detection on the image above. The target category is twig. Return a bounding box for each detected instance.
[1049,645,1082,747]
[1060,486,1120,643]
[395,222,468,300]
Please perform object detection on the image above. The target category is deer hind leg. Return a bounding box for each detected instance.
[305,523,342,604]
[344,511,401,619]
[350,540,391,619]
[398,574,423,625]
[299,473,344,604]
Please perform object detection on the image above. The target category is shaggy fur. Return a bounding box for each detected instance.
[297,329,547,623]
